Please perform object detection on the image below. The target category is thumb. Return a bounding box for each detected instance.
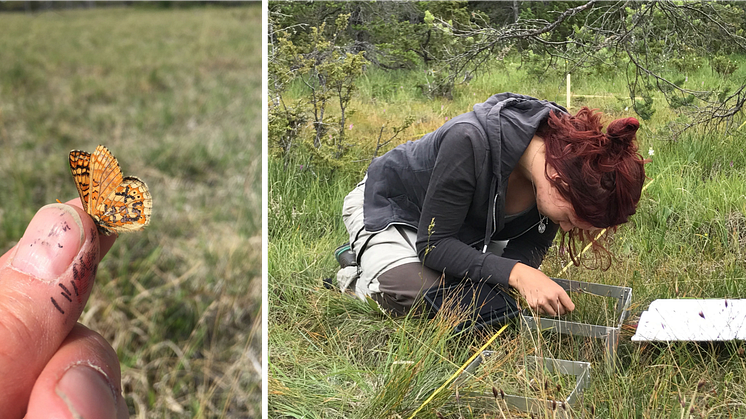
[0,203,101,418]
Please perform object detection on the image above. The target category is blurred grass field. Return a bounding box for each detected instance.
[0,4,262,417]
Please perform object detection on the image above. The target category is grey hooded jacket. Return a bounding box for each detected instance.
[363,92,567,287]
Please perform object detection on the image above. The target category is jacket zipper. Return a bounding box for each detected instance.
[483,192,499,253]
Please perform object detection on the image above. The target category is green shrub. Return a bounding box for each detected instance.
[634,95,656,121]
[711,55,738,78]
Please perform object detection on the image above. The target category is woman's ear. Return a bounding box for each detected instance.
[546,163,560,180]
[546,164,569,188]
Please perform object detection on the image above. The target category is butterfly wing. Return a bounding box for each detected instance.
[96,176,152,233]
[89,145,124,214]
[69,150,92,211]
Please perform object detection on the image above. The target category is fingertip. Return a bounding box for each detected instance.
[56,365,118,419]
[63,198,84,211]
[62,198,117,260]
[559,291,575,308]
[564,296,576,312]
[26,325,124,419]
[99,233,117,259]
[10,204,86,282]
[117,395,130,419]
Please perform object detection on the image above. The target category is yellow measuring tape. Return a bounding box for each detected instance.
[406,324,509,419]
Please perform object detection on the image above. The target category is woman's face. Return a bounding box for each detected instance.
[542,193,595,232]
[535,166,597,232]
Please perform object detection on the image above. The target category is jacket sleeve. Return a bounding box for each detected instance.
[415,124,525,287]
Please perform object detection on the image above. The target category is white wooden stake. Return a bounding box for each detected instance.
[566,73,571,110]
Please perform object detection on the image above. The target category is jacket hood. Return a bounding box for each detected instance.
[472,92,567,252]
[473,92,567,182]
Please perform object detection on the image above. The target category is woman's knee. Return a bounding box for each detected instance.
[373,262,444,314]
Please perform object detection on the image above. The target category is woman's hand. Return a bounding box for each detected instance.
[0,200,128,419]
[508,262,575,316]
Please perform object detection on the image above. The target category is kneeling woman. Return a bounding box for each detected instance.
[341,92,646,316]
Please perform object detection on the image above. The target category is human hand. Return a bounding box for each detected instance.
[508,263,575,316]
[0,200,129,419]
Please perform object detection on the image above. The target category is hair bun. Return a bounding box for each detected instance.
[606,117,639,144]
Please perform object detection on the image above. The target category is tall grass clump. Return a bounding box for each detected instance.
[0,5,262,417]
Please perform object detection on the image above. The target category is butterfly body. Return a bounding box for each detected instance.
[69,145,152,235]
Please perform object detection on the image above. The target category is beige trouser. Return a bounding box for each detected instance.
[342,178,443,315]
[342,178,509,315]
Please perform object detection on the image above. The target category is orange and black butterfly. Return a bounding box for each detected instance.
[69,145,152,235]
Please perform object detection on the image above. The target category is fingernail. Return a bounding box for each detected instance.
[56,364,117,419]
[12,204,85,282]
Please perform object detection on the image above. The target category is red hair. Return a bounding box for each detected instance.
[537,107,648,266]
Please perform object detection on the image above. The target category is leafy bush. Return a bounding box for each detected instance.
[269,13,368,162]
[268,102,307,157]
[521,50,552,81]
[634,95,656,121]
[669,94,696,110]
[711,55,738,78]
[670,47,703,74]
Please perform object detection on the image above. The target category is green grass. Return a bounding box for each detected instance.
[269,53,746,418]
[0,5,262,417]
